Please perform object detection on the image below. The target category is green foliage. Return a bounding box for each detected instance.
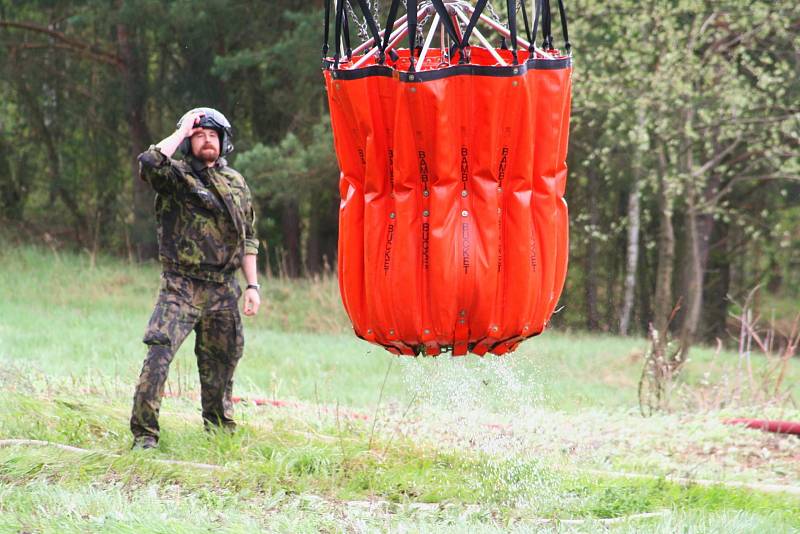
[238,118,337,207]
[562,0,799,335]
[0,0,798,333]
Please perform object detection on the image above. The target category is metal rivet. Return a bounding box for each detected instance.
[461,210,468,217]
[459,309,466,316]
[492,326,499,332]
[409,74,415,81]
[513,68,519,74]
[512,80,518,87]
[424,329,430,334]
[410,87,416,93]
[423,190,429,197]
[523,326,529,331]
[423,210,429,217]
[389,212,396,219]
[367,329,373,334]
[497,186,503,192]
[459,320,465,325]
[389,329,395,335]
[461,190,468,197]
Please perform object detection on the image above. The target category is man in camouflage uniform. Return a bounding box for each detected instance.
[131,107,261,450]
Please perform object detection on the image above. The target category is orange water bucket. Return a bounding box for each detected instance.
[324,0,572,356]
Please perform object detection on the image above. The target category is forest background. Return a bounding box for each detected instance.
[0,0,798,354]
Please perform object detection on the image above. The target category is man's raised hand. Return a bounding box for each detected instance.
[153,111,206,158]
[179,111,205,138]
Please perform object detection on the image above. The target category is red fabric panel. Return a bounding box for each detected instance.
[529,65,572,336]
[325,72,368,340]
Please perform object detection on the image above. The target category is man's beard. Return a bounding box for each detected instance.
[198,145,219,163]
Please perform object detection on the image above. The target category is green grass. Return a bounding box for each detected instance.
[5,245,786,412]
[1,245,799,532]
[1,390,798,532]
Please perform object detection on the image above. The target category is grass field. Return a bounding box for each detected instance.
[1,246,799,533]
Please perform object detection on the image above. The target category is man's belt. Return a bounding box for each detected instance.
[160,261,235,283]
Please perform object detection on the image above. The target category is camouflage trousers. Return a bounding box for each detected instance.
[130,271,244,441]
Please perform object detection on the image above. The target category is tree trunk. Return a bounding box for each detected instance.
[584,170,600,330]
[321,194,339,272]
[0,136,25,220]
[636,226,654,334]
[653,148,675,352]
[620,184,640,335]
[678,149,721,356]
[306,208,321,274]
[16,77,89,244]
[703,220,730,343]
[281,201,302,278]
[677,172,701,354]
[678,202,714,356]
[305,193,339,274]
[116,17,156,260]
[605,207,624,330]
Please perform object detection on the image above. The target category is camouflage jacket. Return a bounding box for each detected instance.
[138,146,258,282]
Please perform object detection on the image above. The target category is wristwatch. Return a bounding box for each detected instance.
[246,283,260,292]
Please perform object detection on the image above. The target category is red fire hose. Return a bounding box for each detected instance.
[724,419,800,436]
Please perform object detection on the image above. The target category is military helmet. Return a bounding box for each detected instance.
[177,107,234,157]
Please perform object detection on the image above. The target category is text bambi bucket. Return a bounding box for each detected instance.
[323,0,572,356]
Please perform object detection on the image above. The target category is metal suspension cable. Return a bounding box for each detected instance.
[354,0,386,61]
[331,0,567,69]
[345,0,371,42]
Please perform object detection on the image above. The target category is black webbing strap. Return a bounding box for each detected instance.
[450,0,489,62]
[407,0,418,71]
[506,0,519,64]
[381,0,402,55]
[354,0,385,62]
[542,0,553,50]
[323,0,332,57]
[538,0,569,52]
[556,0,571,52]
[333,0,345,67]
[520,0,532,50]
[343,10,354,59]
[430,0,462,57]
[532,0,541,52]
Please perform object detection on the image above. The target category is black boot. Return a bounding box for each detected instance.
[131,436,158,450]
